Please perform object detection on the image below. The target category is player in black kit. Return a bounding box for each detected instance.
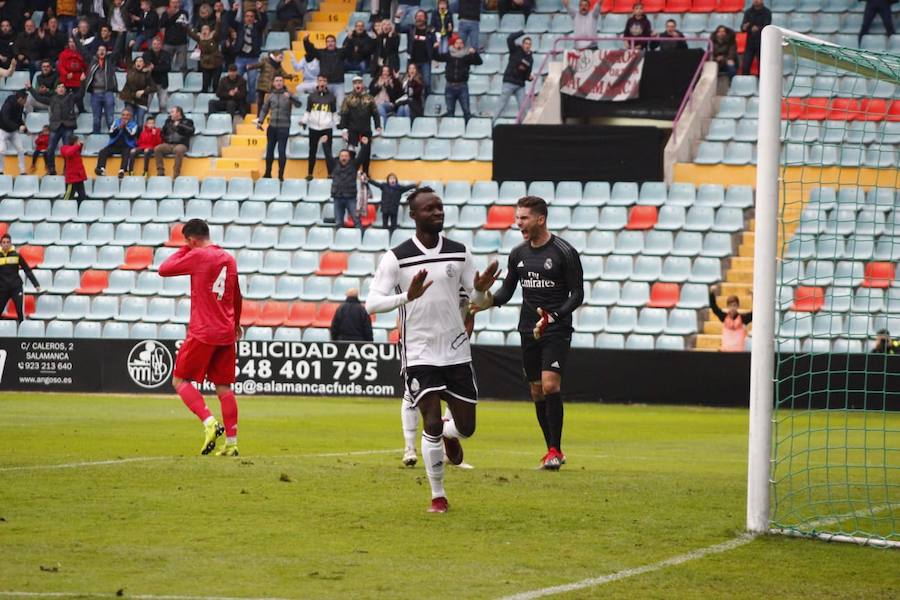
[482,196,584,470]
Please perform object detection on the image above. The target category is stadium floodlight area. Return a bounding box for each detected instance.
[747,26,899,548]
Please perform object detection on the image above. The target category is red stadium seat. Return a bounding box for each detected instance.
[625,205,658,230]
[256,301,290,327]
[2,294,35,319]
[690,0,717,11]
[642,0,666,11]
[792,286,825,312]
[345,205,377,228]
[485,205,515,230]
[316,251,349,275]
[284,302,316,327]
[165,223,186,247]
[18,245,44,268]
[859,98,888,121]
[313,302,339,328]
[826,98,860,121]
[0,223,7,238]
[735,32,746,53]
[716,0,745,10]
[611,0,635,13]
[647,282,680,308]
[240,300,261,326]
[388,328,400,343]
[862,262,895,288]
[888,100,900,122]
[665,0,691,12]
[120,246,153,270]
[782,98,805,121]
[76,270,109,295]
[799,97,829,121]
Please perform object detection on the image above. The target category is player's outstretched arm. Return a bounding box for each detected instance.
[158,245,193,277]
[365,252,413,314]
[488,253,520,308]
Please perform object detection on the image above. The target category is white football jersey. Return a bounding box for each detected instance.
[368,235,478,368]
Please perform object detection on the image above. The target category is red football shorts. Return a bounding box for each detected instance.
[173,337,237,385]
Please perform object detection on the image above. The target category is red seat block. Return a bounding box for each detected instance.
[121,246,153,270]
[648,282,680,308]
[611,0,635,12]
[665,0,691,12]
[642,0,666,10]
[76,270,109,295]
[888,100,900,122]
[2,294,35,319]
[859,98,888,121]
[716,0,745,10]
[389,328,400,343]
[240,300,261,326]
[690,0,717,11]
[285,302,316,327]
[256,301,290,327]
[862,262,895,288]
[165,223,187,247]
[317,251,349,275]
[800,97,829,121]
[827,97,860,121]
[792,286,825,312]
[735,32,746,53]
[345,204,377,228]
[313,302,339,328]
[625,205,658,230]
[0,223,8,238]
[18,245,44,268]
[485,205,515,230]
[782,98,805,121]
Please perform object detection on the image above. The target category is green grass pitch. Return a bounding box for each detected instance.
[1,393,897,599]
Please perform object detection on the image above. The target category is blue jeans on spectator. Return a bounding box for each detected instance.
[444,82,470,120]
[46,126,74,175]
[343,59,368,73]
[377,102,393,126]
[91,91,116,133]
[265,126,290,179]
[415,61,431,92]
[236,56,258,97]
[457,19,481,51]
[333,196,362,229]
[125,103,147,127]
[494,82,524,122]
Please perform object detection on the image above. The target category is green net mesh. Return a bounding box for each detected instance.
[771,39,899,546]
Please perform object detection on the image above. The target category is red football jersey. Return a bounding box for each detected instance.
[159,245,242,345]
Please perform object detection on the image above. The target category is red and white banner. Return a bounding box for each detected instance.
[560,49,644,101]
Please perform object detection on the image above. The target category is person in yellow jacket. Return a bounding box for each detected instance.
[0,234,41,323]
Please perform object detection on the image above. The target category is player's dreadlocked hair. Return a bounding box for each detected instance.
[517,195,548,217]
[182,218,211,239]
[407,186,436,210]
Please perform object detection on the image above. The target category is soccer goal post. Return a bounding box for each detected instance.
[747,26,900,548]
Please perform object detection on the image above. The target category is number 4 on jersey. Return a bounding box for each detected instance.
[212,266,227,300]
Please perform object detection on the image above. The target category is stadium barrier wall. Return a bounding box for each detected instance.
[2,338,897,409]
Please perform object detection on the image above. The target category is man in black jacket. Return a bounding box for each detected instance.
[739,0,771,75]
[25,80,84,175]
[0,90,26,176]
[86,45,120,134]
[208,64,248,116]
[272,0,307,43]
[13,19,42,77]
[400,10,435,90]
[159,0,190,72]
[330,288,373,342]
[435,37,482,121]
[339,75,381,175]
[303,33,347,107]
[327,149,363,230]
[143,37,172,112]
[154,106,195,178]
[343,20,374,73]
[233,7,268,97]
[0,233,41,324]
[494,31,533,124]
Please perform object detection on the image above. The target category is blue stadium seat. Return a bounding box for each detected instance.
[68,246,97,269]
[47,200,78,223]
[188,136,218,157]
[619,282,649,307]
[614,231,644,255]
[609,182,639,206]
[707,118,736,142]
[585,231,614,255]
[275,228,307,251]
[596,207,627,231]
[603,255,633,281]
[694,141,724,164]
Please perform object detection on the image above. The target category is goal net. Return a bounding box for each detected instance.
[747,27,899,548]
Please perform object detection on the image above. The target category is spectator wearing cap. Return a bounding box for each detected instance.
[0,90,27,176]
[257,75,302,181]
[434,35,482,122]
[339,75,382,175]
[563,0,601,50]
[656,19,688,51]
[209,64,249,117]
[330,288,373,342]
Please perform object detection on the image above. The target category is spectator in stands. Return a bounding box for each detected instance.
[40,18,68,62]
[257,75,301,181]
[0,90,26,176]
[273,0,307,43]
[154,106,195,178]
[143,37,172,113]
[739,0,771,76]
[435,36,481,122]
[131,115,162,175]
[456,0,481,51]
[371,19,400,76]
[859,0,896,44]
[108,0,130,53]
[327,148,363,230]
[193,2,218,30]
[339,74,381,175]
[189,23,224,93]
[128,0,160,52]
[57,37,87,112]
[563,0,600,50]
[292,52,320,94]
[623,3,653,49]
[0,233,41,324]
[24,80,84,175]
[431,0,454,53]
[392,0,422,30]
[304,33,347,107]
[31,125,49,173]
[95,107,138,178]
[72,19,98,61]
[55,0,79,36]
[711,25,737,79]
[499,0,533,19]
[60,135,87,204]
[708,286,751,352]
[343,20,375,74]
[25,60,55,114]
[872,329,899,354]
[0,20,16,69]
[396,62,424,121]
[369,64,402,126]
[233,6,268,98]
[209,63,249,116]
[85,45,120,134]
[401,10,435,91]
[330,288,373,342]
[160,0,190,72]
[301,74,337,180]
[656,19,688,51]
[248,50,289,115]
[367,173,417,234]
[13,19,41,77]
[120,55,156,125]
[495,31,533,124]
[96,24,119,56]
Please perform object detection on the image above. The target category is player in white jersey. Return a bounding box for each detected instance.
[367,187,497,513]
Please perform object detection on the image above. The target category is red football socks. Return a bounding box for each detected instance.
[217,390,238,438]
[176,381,212,421]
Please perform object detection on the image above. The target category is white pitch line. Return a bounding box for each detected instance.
[1,592,295,600]
[496,534,756,600]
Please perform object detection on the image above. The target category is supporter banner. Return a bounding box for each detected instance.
[560,48,644,101]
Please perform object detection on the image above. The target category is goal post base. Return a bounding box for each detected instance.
[770,529,900,549]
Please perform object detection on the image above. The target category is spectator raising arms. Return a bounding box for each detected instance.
[13,19,41,76]
[57,37,87,112]
[401,10,435,90]
[371,19,400,76]
[434,36,482,122]
[343,20,374,73]
[367,173,418,234]
[301,74,338,180]
[340,75,382,175]
[188,23,224,93]
[495,31,533,124]
[273,0,308,43]
[120,55,157,126]
[143,37,173,113]
[396,62,425,121]
[159,0,190,72]
[257,75,302,181]
[740,0,771,75]
[303,33,347,107]
[128,0,160,52]
[369,65,402,126]
[291,52,320,94]
[708,286,752,352]
[84,45,120,135]
[234,6,269,96]
[209,63,249,117]
[563,0,601,50]
[25,81,84,176]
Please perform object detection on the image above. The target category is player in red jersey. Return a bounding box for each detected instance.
[159,218,243,456]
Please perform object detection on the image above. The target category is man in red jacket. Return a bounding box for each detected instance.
[60,135,87,204]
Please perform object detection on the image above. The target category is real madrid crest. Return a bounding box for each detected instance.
[544,258,553,270]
